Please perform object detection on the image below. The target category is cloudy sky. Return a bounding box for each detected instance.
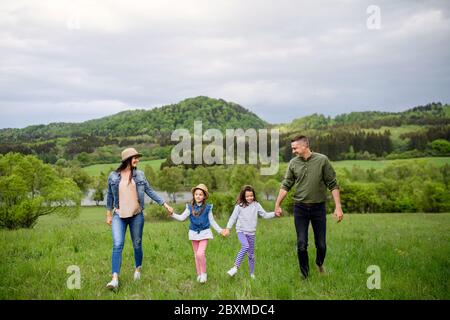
[1,0,449,128]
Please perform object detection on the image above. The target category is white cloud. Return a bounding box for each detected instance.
[0,0,449,128]
[387,9,450,38]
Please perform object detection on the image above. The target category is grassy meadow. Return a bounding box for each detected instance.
[0,207,449,300]
[331,157,450,170]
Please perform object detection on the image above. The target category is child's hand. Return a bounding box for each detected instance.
[221,229,230,237]
[275,211,282,217]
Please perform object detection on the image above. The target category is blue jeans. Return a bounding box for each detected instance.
[111,211,144,275]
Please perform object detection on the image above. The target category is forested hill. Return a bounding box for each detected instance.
[276,102,449,162]
[0,99,448,165]
[277,102,449,132]
[0,96,268,143]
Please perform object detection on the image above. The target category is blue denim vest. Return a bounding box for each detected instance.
[106,169,164,211]
[189,203,212,233]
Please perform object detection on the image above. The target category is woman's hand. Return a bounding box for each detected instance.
[106,211,112,226]
[164,203,174,216]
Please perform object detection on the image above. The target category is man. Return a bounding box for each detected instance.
[275,135,344,279]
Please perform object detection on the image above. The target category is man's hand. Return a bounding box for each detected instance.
[275,205,283,217]
[274,189,287,217]
[331,189,343,223]
[333,207,344,223]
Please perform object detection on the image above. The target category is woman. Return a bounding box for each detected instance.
[105,147,173,290]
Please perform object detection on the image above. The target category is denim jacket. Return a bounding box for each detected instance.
[188,203,212,233]
[106,169,164,211]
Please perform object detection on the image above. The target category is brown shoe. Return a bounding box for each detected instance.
[317,265,326,274]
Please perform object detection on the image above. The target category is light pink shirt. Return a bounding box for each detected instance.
[116,176,141,218]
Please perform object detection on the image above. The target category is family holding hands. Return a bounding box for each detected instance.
[106,135,343,290]
[169,183,280,283]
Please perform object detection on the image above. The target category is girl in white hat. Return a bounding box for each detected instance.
[169,184,227,283]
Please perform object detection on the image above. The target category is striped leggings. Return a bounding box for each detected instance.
[234,232,256,274]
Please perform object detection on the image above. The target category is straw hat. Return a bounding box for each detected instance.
[191,184,209,199]
[121,148,142,162]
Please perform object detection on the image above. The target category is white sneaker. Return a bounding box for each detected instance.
[197,275,201,282]
[250,273,256,279]
[227,266,238,277]
[199,273,207,283]
[106,278,119,290]
[134,270,141,281]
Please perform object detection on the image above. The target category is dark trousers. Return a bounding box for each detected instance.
[293,202,327,278]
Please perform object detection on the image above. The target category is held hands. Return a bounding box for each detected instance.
[221,228,230,237]
[274,205,283,217]
[164,203,174,216]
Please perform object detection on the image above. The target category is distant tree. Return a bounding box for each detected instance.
[428,139,450,156]
[144,165,158,186]
[92,173,107,206]
[227,165,259,194]
[92,184,104,206]
[262,179,279,200]
[186,166,214,190]
[157,166,184,203]
[0,153,81,229]
[66,166,93,198]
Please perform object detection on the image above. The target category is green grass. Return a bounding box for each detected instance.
[82,159,166,177]
[360,125,427,150]
[360,125,426,139]
[331,157,450,171]
[0,208,449,300]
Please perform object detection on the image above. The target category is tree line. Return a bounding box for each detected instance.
[1,152,448,229]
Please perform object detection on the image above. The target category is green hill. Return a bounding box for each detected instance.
[0,96,268,143]
[0,99,448,166]
[277,102,449,132]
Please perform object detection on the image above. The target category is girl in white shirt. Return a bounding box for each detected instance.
[224,185,280,279]
[169,184,226,283]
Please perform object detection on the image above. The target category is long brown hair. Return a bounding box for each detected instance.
[116,157,134,184]
[236,185,257,208]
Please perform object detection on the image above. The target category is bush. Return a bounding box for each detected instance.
[418,182,450,212]
[427,139,450,156]
[385,149,427,159]
[208,192,236,219]
[339,181,383,213]
[145,203,186,221]
[0,153,82,229]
